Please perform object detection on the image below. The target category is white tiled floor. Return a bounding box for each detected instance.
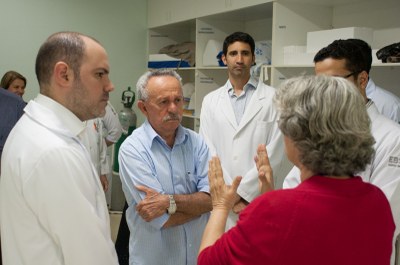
[109,211,122,243]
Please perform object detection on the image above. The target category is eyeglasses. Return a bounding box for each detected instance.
[337,72,358,79]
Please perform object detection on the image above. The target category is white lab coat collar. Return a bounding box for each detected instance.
[366,100,380,123]
[25,94,86,139]
[220,77,267,134]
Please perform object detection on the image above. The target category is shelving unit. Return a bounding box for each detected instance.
[147,0,400,131]
[271,0,400,92]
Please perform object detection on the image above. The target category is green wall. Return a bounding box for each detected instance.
[0,0,147,123]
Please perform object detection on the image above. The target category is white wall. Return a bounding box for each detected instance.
[0,0,147,123]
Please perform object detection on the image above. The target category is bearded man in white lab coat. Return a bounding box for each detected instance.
[0,32,118,265]
[200,32,291,230]
[283,39,400,265]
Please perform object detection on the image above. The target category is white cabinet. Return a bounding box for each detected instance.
[147,0,273,28]
[147,0,400,131]
[271,0,400,94]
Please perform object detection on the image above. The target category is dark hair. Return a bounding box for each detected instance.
[35,32,98,90]
[222,31,255,56]
[0,71,27,89]
[313,39,372,75]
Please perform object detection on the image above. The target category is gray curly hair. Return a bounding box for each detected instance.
[274,75,375,176]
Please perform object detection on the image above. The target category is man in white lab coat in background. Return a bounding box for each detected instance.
[283,38,400,265]
[199,31,291,230]
[100,102,122,202]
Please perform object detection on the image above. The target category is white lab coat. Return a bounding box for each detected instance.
[102,102,122,144]
[82,118,109,176]
[366,79,400,123]
[283,102,400,265]
[0,94,118,265]
[200,78,292,229]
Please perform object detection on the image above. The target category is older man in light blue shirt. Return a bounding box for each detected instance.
[119,69,211,265]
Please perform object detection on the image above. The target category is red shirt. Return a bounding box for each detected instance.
[198,176,395,265]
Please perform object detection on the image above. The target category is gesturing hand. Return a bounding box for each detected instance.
[208,157,242,211]
[254,144,274,194]
[135,185,169,222]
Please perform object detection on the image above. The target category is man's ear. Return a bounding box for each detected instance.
[222,54,227,66]
[54,62,73,87]
[137,100,148,117]
[358,70,369,91]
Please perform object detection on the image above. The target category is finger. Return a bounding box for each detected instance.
[258,144,270,166]
[137,211,149,222]
[208,159,215,186]
[259,169,274,194]
[258,143,266,152]
[208,157,219,186]
[258,171,267,186]
[135,185,154,195]
[232,204,241,214]
[231,176,242,192]
[136,204,142,212]
[232,201,246,214]
[255,144,271,171]
[212,157,224,187]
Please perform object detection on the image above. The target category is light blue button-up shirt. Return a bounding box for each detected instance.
[227,77,257,125]
[119,120,210,265]
[366,78,400,123]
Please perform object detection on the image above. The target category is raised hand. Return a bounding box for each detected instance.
[208,157,242,211]
[254,144,274,194]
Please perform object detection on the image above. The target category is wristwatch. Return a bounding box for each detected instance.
[167,194,177,215]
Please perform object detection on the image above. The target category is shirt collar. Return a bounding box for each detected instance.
[226,76,258,96]
[143,120,187,148]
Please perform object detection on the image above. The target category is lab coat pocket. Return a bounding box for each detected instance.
[254,120,274,145]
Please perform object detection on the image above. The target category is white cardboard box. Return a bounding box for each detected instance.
[284,45,306,54]
[203,39,223,66]
[307,27,374,53]
[283,45,314,65]
[284,52,315,65]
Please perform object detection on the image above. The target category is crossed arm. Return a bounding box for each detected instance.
[135,185,212,228]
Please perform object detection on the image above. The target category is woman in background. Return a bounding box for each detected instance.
[198,75,395,265]
[1,70,27,98]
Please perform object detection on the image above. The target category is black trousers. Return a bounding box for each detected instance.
[115,202,130,265]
